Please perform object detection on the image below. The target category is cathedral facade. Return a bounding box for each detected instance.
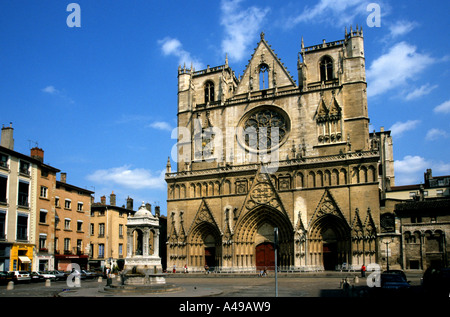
[165,28,395,272]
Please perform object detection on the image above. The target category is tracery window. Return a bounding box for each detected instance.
[241,107,289,151]
[259,63,269,90]
[319,56,333,82]
[204,81,215,103]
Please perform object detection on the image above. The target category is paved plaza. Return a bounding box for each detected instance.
[0,271,424,298]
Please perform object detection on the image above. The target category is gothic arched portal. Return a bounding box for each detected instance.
[234,206,294,270]
[308,214,351,270]
[188,221,222,269]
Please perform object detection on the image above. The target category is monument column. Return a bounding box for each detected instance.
[154,229,160,256]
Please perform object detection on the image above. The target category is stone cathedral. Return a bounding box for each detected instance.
[165,28,395,272]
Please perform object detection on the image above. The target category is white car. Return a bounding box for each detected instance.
[39,271,56,280]
[9,271,31,283]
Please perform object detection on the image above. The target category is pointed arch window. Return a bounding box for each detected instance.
[204,81,215,103]
[319,56,333,82]
[259,63,269,90]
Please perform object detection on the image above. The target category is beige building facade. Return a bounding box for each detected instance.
[54,173,93,271]
[0,126,39,271]
[89,193,136,271]
[166,29,395,272]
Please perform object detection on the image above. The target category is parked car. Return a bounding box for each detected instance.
[48,270,65,280]
[39,271,56,280]
[81,270,97,279]
[9,271,31,283]
[382,269,407,282]
[64,269,86,279]
[421,266,450,296]
[29,271,44,282]
[380,273,411,290]
[0,271,14,285]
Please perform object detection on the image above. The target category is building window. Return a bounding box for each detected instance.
[436,189,443,197]
[39,209,47,223]
[241,106,289,152]
[77,202,83,212]
[55,197,60,208]
[98,244,104,258]
[39,234,47,250]
[119,243,123,256]
[319,56,333,82]
[40,186,48,198]
[77,239,83,254]
[77,220,83,232]
[17,213,28,240]
[64,199,71,209]
[64,238,71,254]
[0,210,6,240]
[259,63,269,90]
[98,223,105,237]
[204,81,215,103]
[0,154,8,169]
[19,161,30,175]
[18,181,29,207]
[64,218,71,230]
[90,223,94,236]
[0,174,7,204]
[119,224,123,238]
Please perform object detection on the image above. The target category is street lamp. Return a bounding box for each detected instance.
[382,237,393,272]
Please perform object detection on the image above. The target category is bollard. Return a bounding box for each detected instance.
[98,276,103,283]
[75,276,81,287]
[45,279,51,287]
[7,281,14,290]
[354,276,359,284]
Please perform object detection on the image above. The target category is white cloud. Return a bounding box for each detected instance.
[149,121,172,131]
[394,155,450,185]
[366,42,435,98]
[389,120,421,137]
[41,85,75,104]
[158,37,203,70]
[87,165,166,190]
[388,20,417,38]
[286,0,370,27]
[220,0,269,62]
[42,85,59,94]
[433,99,450,114]
[403,83,438,101]
[425,128,448,141]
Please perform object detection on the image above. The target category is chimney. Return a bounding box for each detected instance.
[145,203,152,212]
[30,147,44,163]
[100,195,106,205]
[1,123,14,150]
[60,172,67,183]
[110,191,116,206]
[126,196,133,210]
[155,206,160,217]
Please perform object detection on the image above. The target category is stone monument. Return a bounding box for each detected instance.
[104,203,181,293]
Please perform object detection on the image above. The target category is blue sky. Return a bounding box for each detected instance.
[1,0,449,215]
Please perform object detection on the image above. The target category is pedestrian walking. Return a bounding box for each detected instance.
[173,264,176,273]
[184,264,188,273]
[361,264,366,277]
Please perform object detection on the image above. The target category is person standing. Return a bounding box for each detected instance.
[361,264,366,277]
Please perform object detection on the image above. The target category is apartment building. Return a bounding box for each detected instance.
[33,147,60,271]
[89,193,135,271]
[0,125,39,271]
[54,172,93,271]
